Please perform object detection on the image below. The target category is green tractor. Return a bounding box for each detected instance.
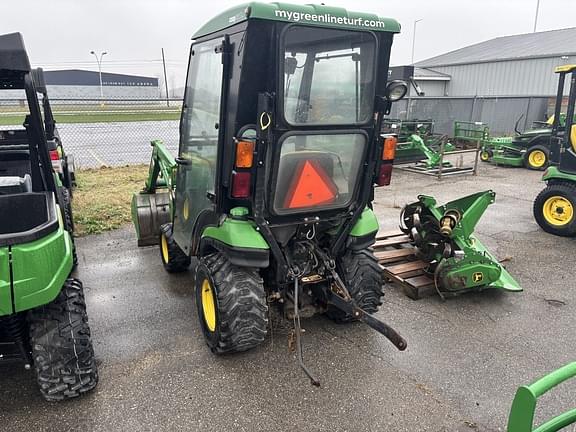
[533,64,576,236]
[132,2,410,384]
[0,33,98,400]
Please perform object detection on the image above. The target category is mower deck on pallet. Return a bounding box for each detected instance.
[377,191,522,299]
[0,32,97,401]
[132,2,412,386]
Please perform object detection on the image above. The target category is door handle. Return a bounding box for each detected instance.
[175,157,191,166]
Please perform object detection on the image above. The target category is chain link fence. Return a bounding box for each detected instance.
[0,98,182,168]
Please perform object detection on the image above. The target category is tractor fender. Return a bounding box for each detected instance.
[200,215,269,268]
[542,166,576,184]
[348,207,379,250]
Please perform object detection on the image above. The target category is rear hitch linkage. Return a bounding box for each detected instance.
[289,245,407,387]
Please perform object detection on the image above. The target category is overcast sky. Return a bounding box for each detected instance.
[4,0,576,90]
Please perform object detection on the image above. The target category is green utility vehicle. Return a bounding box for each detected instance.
[534,64,576,236]
[0,33,97,400]
[132,2,410,384]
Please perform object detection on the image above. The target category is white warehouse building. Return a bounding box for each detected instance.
[411,27,576,97]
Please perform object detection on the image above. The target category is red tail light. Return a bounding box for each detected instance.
[231,171,251,198]
[49,150,59,161]
[377,163,393,186]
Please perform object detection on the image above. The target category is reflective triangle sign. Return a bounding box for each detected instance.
[284,160,337,209]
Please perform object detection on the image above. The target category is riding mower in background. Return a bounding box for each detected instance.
[132,2,410,385]
[0,32,97,400]
[507,361,576,432]
[399,191,522,298]
[534,64,576,236]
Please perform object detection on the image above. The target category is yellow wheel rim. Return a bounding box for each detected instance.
[543,196,574,226]
[183,197,190,221]
[528,150,546,168]
[201,279,217,332]
[480,151,490,161]
[161,234,169,263]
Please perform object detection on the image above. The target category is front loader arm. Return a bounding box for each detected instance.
[143,140,177,193]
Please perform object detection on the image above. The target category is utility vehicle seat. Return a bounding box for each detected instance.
[0,174,32,195]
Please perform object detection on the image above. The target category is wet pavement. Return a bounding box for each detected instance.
[1,160,575,431]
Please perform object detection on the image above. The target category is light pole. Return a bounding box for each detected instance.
[411,19,423,65]
[533,0,541,32]
[90,50,108,99]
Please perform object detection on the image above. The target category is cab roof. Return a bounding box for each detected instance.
[0,32,31,72]
[192,2,401,39]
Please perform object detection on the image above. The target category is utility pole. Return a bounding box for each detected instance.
[533,0,541,32]
[90,50,108,100]
[411,19,423,65]
[161,48,170,107]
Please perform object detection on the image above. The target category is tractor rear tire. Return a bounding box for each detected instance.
[524,145,549,170]
[195,252,268,354]
[327,249,384,323]
[28,278,98,401]
[533,182,576,237]
[160,223,191,273]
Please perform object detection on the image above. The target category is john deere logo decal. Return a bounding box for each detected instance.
[473,272,484,283]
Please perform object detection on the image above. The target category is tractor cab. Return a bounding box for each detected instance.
[533,64,576,236]
[133,2,408,384]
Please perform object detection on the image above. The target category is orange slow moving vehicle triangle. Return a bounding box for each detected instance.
[285,159,338,209]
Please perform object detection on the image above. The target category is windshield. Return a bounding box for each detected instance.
[282,26,376,125]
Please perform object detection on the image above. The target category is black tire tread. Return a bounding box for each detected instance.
[533,182,576,237]
[160,223,191,273]
[28,278,98,401]
[198,253,268,354]
[327,248,384,323]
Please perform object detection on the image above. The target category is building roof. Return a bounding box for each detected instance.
[414,67,450,81]
[44,70,158,87]
[193,2,401,39]
[416,27,576,67]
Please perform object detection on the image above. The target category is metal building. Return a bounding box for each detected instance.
[414,27,576,97]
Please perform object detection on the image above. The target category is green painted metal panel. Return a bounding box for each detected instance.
[10,225,72,313]
[507,362,576,432]
[193,2,401,38]
[0,247,12,316]
[543,166,576,183]
[350,208,379,237]
[202,217,269,249]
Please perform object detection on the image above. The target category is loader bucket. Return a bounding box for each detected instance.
[131,191,171,246]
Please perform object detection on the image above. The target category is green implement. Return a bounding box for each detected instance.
[400,191,522,296]
[507,362,576,432]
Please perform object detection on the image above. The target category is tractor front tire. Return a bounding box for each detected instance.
[160,223,191,273]
[524,145,549,170]
[28,278,98,401]
[480,149,493,162]
[327,249,384,323]
[533,182,576,237]
[195,253,268,354]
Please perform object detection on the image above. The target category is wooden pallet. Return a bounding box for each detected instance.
[373,231,437,300]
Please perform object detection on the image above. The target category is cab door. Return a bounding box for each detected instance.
[173,38,224,254]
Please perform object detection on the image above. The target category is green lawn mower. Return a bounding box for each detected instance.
[132,2,410,385]
[0,33,97,401]
[534,64,576,236]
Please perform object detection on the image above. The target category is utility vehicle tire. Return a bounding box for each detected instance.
[160,223,191,273]
[195,252,268,354]
[480,149,493,162]
[326,249,384,323]
[28,278,98,401]
[524,145,549,170]
[59,188,78,269]
[533,182,576,237]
